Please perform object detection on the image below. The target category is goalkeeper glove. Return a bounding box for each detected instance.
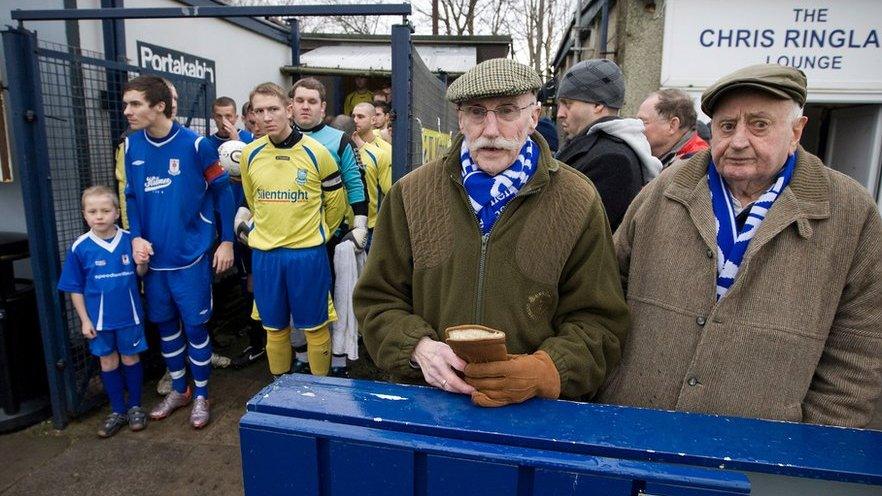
[234,207,253,244]
[342,214,369,252]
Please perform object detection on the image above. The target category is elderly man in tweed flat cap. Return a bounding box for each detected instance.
[354,58,629,407]
[599,63,882,427]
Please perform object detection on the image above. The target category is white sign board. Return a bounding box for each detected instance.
[661,0,882,102]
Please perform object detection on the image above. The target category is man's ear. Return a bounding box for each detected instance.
[529,104,541,133]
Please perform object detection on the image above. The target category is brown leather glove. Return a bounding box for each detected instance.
[463,351,561,407]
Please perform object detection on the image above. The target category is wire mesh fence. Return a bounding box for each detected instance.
[34,38,213,416]
[410,51,457,168]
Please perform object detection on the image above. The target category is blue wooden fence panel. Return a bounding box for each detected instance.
[243,375,873,495]
[241,375,882,488]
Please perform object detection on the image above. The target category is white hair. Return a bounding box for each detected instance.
[789,101,804,124]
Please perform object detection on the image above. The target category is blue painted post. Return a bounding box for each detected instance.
[2,28,72,429]
[390,23,412,180]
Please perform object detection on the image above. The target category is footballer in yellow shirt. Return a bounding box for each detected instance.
[353,103,393,229]
[240,83,346,377]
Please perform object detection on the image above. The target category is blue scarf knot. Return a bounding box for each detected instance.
[460,138,537,235]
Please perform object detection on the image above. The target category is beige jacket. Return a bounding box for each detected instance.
[599,147,882,427]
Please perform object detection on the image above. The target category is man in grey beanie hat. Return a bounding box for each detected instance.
[355,58,628,409]
[556,59,661,232]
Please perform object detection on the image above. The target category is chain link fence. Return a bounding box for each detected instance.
[410,52,458,168]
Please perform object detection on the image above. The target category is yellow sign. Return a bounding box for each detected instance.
[421,129,452,163]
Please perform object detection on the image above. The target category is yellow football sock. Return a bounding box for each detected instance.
[305,325,331,376]
[265,327,292,375]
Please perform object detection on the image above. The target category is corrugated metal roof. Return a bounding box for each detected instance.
[299,44,476,74]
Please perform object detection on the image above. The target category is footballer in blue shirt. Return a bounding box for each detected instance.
[122,75,235,429]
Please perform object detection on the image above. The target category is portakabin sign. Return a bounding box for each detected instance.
[137,41,216,83]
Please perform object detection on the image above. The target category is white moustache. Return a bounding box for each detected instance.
[469,136,521,155]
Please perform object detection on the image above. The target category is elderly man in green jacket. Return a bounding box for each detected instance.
[600,64,882,428]
[353,58,629,407]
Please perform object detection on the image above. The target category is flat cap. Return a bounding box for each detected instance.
[446,58,542,104]
[557,59,625,109]
[701,63,807,116]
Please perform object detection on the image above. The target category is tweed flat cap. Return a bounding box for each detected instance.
[446,58,542,104]
[701,63,807,116]
[557,59,625,109]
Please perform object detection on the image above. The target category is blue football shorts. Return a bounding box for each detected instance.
[143,254,212,325]
[89,324,148,357]
[252,245,333,331]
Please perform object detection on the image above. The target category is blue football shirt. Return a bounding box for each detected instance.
[57,228,143,331]
[124,121,234,269]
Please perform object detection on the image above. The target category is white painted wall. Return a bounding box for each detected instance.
[77,0,291,115]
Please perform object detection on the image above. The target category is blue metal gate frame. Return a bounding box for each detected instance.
[6,3,413,429]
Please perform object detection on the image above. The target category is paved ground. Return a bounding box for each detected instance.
[0,332,385,496]
[0,360,271,496]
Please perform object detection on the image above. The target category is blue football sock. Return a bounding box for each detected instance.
[185,323,212,398]
[122,361,143,409]
[100,367,126,415]
[158,319,188,394]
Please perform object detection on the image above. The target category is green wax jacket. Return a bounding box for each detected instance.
[353,133,630,399]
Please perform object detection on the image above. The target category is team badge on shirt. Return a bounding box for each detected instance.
[296,168,308,186]
[168,158,181,176]
[121,254,130,265]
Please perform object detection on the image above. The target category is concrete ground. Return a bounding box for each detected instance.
[0,333,385,496]
[0,360,272,496]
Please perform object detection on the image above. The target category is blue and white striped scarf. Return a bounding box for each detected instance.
[461,137,537,235]
[709,152,797,300]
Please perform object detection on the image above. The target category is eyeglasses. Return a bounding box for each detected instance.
[458,102,535,124]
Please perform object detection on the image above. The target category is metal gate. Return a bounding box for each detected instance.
[3,26,213,425]
[6,2,413,429]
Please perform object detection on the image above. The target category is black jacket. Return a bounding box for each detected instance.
[556,116,644,232]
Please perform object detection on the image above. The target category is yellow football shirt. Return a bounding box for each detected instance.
[359,139,392,228]
[240,134,347,251]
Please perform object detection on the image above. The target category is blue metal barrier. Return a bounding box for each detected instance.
[239,376,882,495]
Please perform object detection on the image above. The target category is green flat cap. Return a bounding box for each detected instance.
[447,58,542,104]
[701,63,807,116]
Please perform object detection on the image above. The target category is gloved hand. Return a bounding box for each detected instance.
[464,351,561,407]
[342,214,369,252]
[234,206,253,244]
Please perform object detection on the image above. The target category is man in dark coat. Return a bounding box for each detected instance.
[555,59,661,232]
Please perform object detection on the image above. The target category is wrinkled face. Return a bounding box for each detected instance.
[123,90,166,131]
[352,105,375,135]
[212,104,238,137]
[251,93,292,141]
[373,107,389,128]
[82,194,119,234]
[291,87,326,129]
[711,90,807,187]
[636,94,676,158]
[556,98,599,139]
[458,93,540,176]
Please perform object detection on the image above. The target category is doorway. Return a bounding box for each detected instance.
[801,103,882,207]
